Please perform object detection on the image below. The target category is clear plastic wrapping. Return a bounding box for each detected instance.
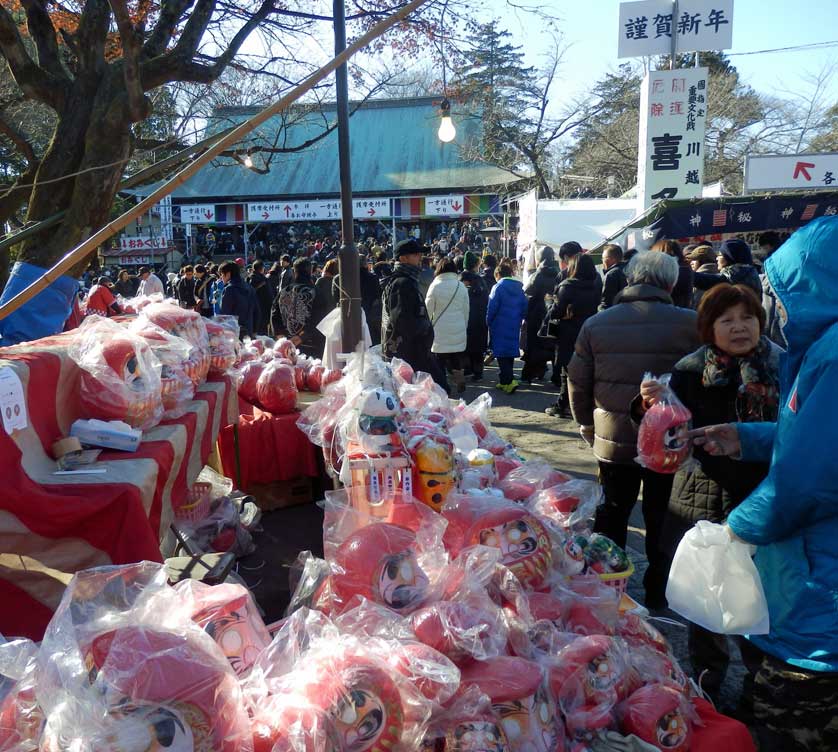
[496,460,572,502]
[618,683,693,751]
[69,315,164,430]
[256,361,298,415]
[636,373,693,474]
[528,479,604,533]
[140,302,211,387]
[206,316,240,377]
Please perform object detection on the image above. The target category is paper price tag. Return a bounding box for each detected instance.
[0,368,27,434]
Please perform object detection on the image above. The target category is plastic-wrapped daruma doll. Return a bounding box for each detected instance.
[254,652,405,752]
[636,376,692,474]
[549,636,630,708]
[331,523,431,614]
[620,684,691,752]
[459,657,561,752]
[409,433,456,513]
[63,626,248,752]
[444,498,553,590]
[78,333,163,429]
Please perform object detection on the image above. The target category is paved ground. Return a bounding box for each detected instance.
[240,358,747,716]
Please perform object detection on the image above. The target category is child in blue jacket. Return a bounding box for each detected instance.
[486,260,527,393]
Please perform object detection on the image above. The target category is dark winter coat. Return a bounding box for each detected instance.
[314,274,338,314]
[381,263,436,373]
[220,277,256,338]
[568,284,700,464]
[644,343,779,556]
[176,276,198,308]
[691,262,717,308]
[332,267,383,345]
[599,262,628,310]
[761,272,785,346]
[548,277,601,367]
[672,263,694,308]
[487,277,528,358]
[460,270,489,355]
[113,277,138,298]
[523,262,560,364]
[693,263,762,297]
[249,271,273,333]
[271,279,323,357]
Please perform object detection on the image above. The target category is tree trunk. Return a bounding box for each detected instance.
[18,69,132,276]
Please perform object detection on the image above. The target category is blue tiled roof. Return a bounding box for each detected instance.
[134,97,522,201]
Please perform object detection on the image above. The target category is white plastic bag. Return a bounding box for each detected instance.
[665,520,769,635]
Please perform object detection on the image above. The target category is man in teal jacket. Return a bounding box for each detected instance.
[693,215,838,750]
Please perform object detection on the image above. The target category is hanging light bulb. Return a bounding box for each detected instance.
[438,98,456,143]
[243,153,254,169]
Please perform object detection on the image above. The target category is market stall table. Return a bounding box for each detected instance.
[0,332,237,641]
[217,397,320,494]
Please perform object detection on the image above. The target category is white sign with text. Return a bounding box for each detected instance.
[744,153,838,193]
[619,0,733,59]
[425,195,465,216]
[638,67,709,211]
[180,204,216,224]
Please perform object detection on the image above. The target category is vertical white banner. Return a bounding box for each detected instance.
[637,67,708,213]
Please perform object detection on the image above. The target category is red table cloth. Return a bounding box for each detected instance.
[0,332,237,641]
[217,403,319,492]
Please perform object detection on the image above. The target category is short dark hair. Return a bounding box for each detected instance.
[194,264,206,274]
[495,260,514,279]
[758,231,782,252]
[293,257,311,280]
[559,241,582,260]
[138,266,150,276]
[218,260,240,279]
[482,253,497,268]
[651,238,684,263]
[183,264,194,273]
[435,258,457,276]
[567,253,598,282]
[697,284,765,344]
[252,260,264,272]
[281,254,292,263]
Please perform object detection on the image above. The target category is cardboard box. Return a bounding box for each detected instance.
[249,477,314,511]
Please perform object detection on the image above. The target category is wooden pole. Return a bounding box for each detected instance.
[0,0,430,321]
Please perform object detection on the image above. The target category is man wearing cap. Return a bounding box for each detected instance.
[382,239,441,385]
[136,266,164,297]
[685,244,717,308]
[693,238,761,297]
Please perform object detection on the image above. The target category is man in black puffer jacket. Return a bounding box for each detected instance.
[522,246,560,382]
[381,239,441,385]
[460,251,489,380]
[693,238,761,297]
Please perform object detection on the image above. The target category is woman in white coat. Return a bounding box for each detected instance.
[426,258,470,394]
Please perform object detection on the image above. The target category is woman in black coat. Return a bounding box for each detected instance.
[544,253,601,418]
[460,251,489,380]
[636,283,781,702]
[521,246,560,382]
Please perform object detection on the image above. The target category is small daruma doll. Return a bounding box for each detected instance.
[332,523,431,614]
[620,683,691,752]
[461,505,553,591]
[636,377,692,474]
[409,433,456,513]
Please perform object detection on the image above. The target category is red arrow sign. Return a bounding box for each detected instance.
[451,201,462,211]
[793,161,816,181]
[284,205,292,217]
[262,211,270,219]
[203,209,213,219]
[367,208,376,216]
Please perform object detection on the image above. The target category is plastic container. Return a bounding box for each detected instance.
[174,481,213,523]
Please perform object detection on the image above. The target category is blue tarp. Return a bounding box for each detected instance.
[0,261,79,346]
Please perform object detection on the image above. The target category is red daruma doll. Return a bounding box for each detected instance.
[619,683,692,751]
[636,373,692,474]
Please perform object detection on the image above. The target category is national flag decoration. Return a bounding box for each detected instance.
[712,209,728,228]
[801,204,818,221]
[215,204,245,224]
[465,194,501,215]
[392,197,424,218]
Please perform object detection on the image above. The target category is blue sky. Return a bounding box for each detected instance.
[484,0,838,105]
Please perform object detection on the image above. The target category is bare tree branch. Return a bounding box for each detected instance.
[19,0,68,82]
[0,4,66,109]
